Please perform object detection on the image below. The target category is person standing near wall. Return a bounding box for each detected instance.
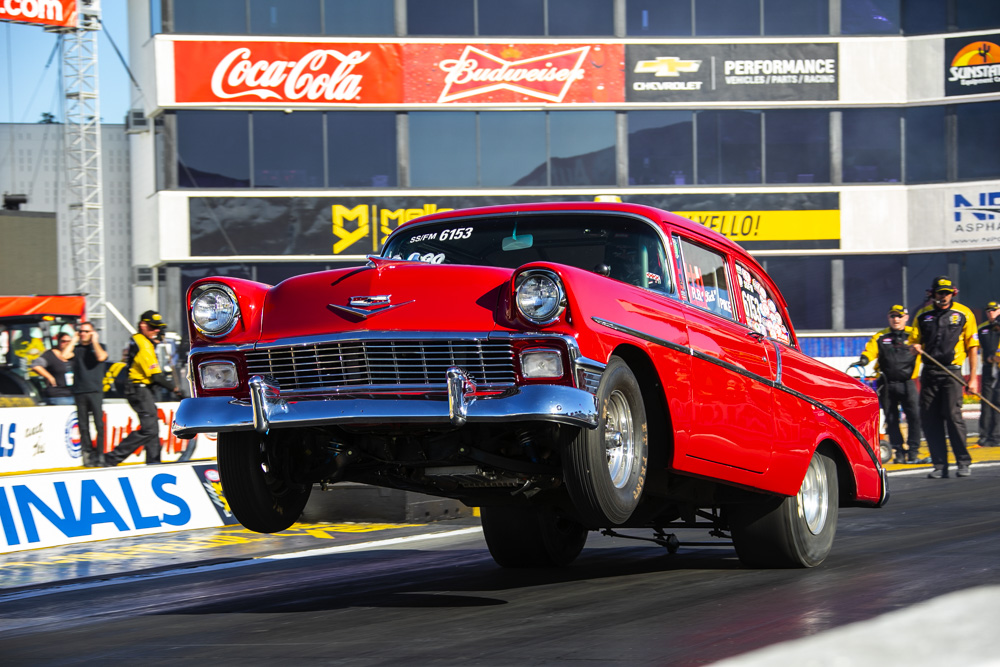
[978,301,1000,447]
[912,276,980,479]
[102,311,182,467]
[858,304,922,463]
[66,322,108,467]
[30,332,76,405]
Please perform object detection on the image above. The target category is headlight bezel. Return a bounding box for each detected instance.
[514,269,567,326]
[190,283,241,338]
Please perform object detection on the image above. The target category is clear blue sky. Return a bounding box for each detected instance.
[0,0,132,124]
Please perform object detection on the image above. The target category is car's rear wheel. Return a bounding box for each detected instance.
[729,448,839,568]
[217,430,312,533]
[480,505,589,568]
[564,357,648,527]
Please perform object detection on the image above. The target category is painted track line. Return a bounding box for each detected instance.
[0,526,484,603]
[888,461,1000,476]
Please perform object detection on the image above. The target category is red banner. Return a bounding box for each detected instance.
[173,40,404,105]
[0,0,76,27]
[404,43,623,104]
[170,39,623,106]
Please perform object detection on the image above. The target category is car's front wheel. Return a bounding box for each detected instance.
[480,505,589,568]
[564,357,648,527]
[728,448,839,568]
[217,430,312,533]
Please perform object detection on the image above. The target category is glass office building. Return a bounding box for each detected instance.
[127,0,1000,341]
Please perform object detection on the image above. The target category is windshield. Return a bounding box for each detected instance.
[382,214,672,293]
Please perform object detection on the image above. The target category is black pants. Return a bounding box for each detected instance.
[73,391,105,461]
[979,374,1000,446]
[878,378,921,457]
[919,367,970,471]
[105,384,161,465]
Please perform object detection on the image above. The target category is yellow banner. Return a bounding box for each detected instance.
[682,210,840,242]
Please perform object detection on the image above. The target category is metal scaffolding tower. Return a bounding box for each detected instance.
[54,1,106,332]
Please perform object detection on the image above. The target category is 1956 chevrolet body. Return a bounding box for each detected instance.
[174,201,887,568]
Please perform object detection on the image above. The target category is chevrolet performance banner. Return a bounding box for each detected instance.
[626,43,838,102]
[190,192,838,256]
[945,33,1000,97]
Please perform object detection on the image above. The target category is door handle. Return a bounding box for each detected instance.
[746,330,765,342]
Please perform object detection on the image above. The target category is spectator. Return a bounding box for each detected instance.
[30,332,75,405]
[978,301,1000,447]
[66,322,109,467]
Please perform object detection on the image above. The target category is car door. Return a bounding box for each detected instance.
[674,235,776,474]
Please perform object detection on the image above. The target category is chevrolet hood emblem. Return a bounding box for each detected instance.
[328,295,414,319]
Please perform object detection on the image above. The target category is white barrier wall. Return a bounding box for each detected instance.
[0,462,236,553]
[0,402,216,474]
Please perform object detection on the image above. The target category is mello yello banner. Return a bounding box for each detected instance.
[0,0,76,27]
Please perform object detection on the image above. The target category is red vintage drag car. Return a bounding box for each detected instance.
[174,201,887,568]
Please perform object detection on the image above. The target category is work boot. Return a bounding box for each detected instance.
[956,462,971,477]
[893,452,906,464]
[927,466,948,479]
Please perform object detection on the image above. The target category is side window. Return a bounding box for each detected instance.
[735,262,792,345]
[605,228,673,295]
[675,237,734,320]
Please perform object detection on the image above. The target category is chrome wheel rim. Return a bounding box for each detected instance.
[798,455,829,535]
[604,390,635,489]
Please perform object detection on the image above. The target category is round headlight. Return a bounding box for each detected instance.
[515,271,565,324]
[191,285,240,336]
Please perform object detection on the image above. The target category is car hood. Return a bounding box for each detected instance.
[257,261,512,343]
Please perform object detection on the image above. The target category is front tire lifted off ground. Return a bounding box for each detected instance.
[217,430,312,533]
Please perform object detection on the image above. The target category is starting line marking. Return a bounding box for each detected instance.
[888,461,1000,476]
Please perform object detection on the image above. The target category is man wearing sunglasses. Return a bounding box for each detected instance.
[978,301,1000,447]
[912,276,980,479]
[858,304,922,464]
[65,322,108,467]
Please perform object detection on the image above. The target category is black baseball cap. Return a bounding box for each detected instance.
[139,310,167,329]
[930,276,957,293]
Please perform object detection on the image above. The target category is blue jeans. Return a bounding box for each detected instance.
[47,396,75,405]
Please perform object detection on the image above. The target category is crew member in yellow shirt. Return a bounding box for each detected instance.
[103,311,181,466]
[912,277,980,479]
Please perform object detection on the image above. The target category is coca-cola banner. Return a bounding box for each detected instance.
[172,40,404,104]
[166,38,623,106]
[0,0,76,27]
[189,193,837,256]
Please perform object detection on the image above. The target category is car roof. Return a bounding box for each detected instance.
[399,200,762,271]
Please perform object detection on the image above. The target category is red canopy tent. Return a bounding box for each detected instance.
[0,295,87,322]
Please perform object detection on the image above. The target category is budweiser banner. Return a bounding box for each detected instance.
[0,0,76,27]
[188,193,837,256]
[165,37,623,106]
[626,43,839,102]
[944,33,1000,97]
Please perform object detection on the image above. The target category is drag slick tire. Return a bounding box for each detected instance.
[729,448,839,568]
[480,505,589,568]
[564,357,648,527]
[217,430,312,534]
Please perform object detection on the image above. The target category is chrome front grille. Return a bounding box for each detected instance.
[582,370,602,394]
[244,339,516,393]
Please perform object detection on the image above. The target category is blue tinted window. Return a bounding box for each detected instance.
[481,113,547,187]
[327,112,397,187]
[479,0,545,35]
[957,0,1000,31]
[324,0,395,34]
[409,112,477,187]
[905,107,946,183]
[407,0,474,35]
[843,109,901,183]
[249,0,322,34]
[764,0,828,35]
[696,0,760,36]
[172,0,247,33]
[765,110,829,184]
[765,257,832,330]
[627,0,693,36]
[957,101,1000,181]
[841,0,899,34]
[628,110,694,186]
[901,0,945,34]
[549,0,614,35]
[844,256,905,330]
[549,111,616,186]
[252,111,325,188]
[176,111,250,188]
[697,111,762,184]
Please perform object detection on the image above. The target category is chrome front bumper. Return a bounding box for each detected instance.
[172,369,599,438]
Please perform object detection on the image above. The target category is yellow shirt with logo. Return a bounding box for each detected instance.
[912,302,980,368]
[127,333,162,385]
